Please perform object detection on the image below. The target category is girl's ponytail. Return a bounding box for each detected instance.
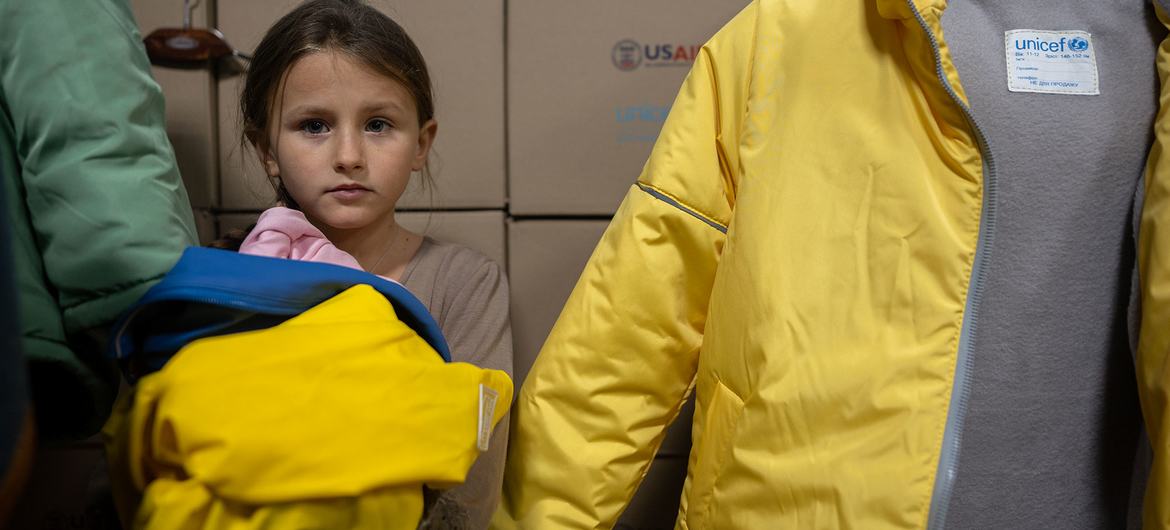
[207,225,255,252]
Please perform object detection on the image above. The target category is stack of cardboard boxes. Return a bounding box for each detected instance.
[13,1,746,528]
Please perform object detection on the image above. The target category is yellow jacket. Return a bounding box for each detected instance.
[498,0,1170,528]
[106,285,513,529]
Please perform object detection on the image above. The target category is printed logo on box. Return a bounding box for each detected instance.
[612,39,702,71]
[614,104,670,144]
[612,39,642,71]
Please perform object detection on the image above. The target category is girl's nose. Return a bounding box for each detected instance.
[333,130,365,172]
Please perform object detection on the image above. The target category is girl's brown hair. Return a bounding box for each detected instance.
[241,0,435,207]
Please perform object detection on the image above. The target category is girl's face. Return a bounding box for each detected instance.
[262,50,436,233]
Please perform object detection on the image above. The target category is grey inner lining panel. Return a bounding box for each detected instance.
[939,0,1163,527]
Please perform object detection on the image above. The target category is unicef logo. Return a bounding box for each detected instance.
[1068,37,1089,52]
[612,39,642,71]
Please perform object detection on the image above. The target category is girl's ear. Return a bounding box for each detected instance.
[259,145,281,178]
[412,119,438,172]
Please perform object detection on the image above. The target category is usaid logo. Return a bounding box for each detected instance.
[612,39,642,71]
[612,39,701,71]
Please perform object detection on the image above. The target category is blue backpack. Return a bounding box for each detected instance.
[109,247,450,382]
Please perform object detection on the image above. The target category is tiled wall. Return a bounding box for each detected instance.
[131,1,749,527]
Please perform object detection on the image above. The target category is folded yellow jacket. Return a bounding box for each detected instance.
[110,284,512,529]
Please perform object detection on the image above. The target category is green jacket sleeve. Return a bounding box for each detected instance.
[1,0,197,332]
[0,0,197,438]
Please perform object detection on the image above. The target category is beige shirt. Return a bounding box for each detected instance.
[401,237,512,529]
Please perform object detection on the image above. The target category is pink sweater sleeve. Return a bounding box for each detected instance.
[239,207,364,271]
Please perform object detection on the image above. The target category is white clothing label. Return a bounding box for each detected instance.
[1004,30,1099,96]
[477,384,499,452]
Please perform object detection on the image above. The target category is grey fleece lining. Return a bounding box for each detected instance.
[939,1,1162,527]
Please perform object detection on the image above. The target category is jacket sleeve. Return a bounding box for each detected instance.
[0,0,198,334]
[495,4,756,528]
[1138,4,1170,527]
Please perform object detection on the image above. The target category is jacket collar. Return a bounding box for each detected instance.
[876,0,946,20]
[880,0,1169,21]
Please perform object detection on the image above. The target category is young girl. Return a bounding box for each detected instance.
[229,1,513,527]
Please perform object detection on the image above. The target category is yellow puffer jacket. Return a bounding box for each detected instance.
[497,0,1170,528]
[105,285,513,529]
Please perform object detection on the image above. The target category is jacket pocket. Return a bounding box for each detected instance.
[686,379,744,528]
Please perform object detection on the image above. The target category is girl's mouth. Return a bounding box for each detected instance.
[327,184,371,200]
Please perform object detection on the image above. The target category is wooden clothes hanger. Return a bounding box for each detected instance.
[143,0,250,73]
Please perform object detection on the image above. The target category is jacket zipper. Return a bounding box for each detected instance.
[901,2,1000,529]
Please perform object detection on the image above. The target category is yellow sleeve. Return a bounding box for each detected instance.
[1139,4,1170,527]
[495,3,757,528]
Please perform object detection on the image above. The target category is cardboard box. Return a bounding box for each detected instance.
[615,456,689,530]
[507,219,693,456]
[217,0,505,210]
[398,209,507,267]
[130,0,219,208]
[217,209,507,268]
[508,0,749,215]
[192,208,217,246]
[506,219,607,387]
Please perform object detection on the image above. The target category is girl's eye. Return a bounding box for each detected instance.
[300,120,329,134]
[366,119,391,133]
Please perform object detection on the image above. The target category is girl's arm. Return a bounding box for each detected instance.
[431,256,513,528]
